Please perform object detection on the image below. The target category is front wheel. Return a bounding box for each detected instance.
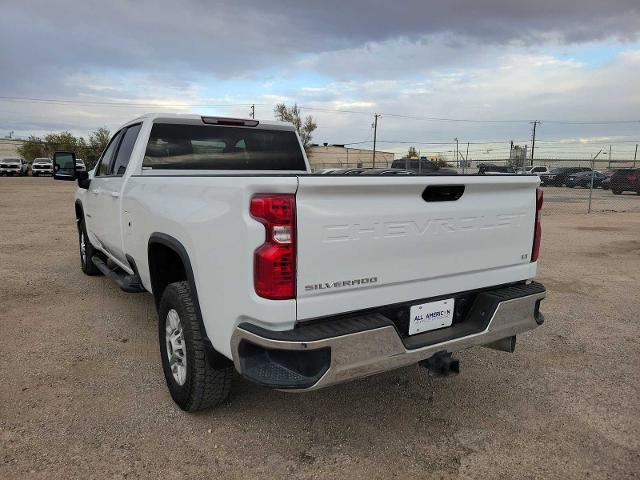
[159,282,233,411]
[78,218,102,275]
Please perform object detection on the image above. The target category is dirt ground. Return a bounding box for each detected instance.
[1,177,639,479]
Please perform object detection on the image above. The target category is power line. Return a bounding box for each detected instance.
[0,96,262,108]
[1,96,638,124]
[298,105,639,125]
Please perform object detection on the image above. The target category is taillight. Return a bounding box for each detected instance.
[250,194,296,299]
[531,187,543,262]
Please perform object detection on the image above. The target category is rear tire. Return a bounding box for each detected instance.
[612,189,622,195]
[78,217,102,276]
[158,281,233,411]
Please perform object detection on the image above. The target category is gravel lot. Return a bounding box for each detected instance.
[542,186,640,214]
[1,177,639,479]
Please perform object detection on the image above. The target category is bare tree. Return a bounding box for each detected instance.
[273,103,317,148]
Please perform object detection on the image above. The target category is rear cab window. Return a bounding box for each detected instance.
[143,123,307,171]
[96,131,124,177]
[112,124,142,176]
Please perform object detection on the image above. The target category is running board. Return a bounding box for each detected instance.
[91,256,146,293]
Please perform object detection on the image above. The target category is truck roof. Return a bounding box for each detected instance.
[123,113,295,131]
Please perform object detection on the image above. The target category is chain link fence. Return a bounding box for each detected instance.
[310,157,640,215]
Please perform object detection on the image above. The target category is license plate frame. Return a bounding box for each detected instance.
[408,298,455,335]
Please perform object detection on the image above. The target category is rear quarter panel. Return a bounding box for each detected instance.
[122,175,299,358]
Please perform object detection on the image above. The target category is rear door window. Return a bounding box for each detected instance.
[143,123,306,171]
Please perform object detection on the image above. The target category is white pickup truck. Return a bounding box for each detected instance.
[53,113,545,412]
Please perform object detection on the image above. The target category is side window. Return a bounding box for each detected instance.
[96,131,124,177]
[111,124,142,176]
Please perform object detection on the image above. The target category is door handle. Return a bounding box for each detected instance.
[422,185,465,202]
[111,191,120,198]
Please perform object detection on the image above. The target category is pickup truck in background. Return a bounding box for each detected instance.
[53,114,545,412]
[32,158,53,176]
[0,158,29,176]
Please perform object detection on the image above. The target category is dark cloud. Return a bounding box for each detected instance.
[1,0,639,89]
[1,0,639,149]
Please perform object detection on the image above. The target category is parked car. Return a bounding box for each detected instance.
[539,167,591,186]
[609,168,640,195]
[391,158,457,175]
[0,158,29,176]
[54,113,545,412]
[565,171,608,188]
[525,166,550,175]
[360,168,415,175]
[600,171,616,190]
[75,158,87,172]
[326,168,415,176]
[477,164,516,174]
[31,158,53,176]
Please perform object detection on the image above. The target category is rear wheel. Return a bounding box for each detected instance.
[159,282,233,411]
[612,189,622,195]
[78,217,102,275]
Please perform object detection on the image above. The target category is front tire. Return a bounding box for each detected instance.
[158,282,233,411]
[78,217,102,275]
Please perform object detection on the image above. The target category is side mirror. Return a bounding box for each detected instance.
[53,151,77,181]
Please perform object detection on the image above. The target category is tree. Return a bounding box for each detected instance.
[86,127,111,168]
[407,146,418,158]
[17,136,46,162]
[15,127,110,168]
[43,132,81,156]
[433,158,449,168]
[273,103,317,148]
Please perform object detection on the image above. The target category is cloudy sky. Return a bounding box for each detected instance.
[1,0,640,160]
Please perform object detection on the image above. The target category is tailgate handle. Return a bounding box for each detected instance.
[422,185,465,202]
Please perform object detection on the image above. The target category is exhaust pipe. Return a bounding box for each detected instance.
[483,336,517,353]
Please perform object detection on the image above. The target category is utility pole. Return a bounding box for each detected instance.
[465,142,469,174]
[250,104,255,119]
[608,144,612,168]
[634,144,638,168]
[530,121,539,166]
[372,114,380,168]
[454,138,459,168]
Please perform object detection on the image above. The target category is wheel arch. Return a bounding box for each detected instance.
[147,233,230,367]
[74,200,83,225]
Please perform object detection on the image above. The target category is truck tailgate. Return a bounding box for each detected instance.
[295,175,539,320]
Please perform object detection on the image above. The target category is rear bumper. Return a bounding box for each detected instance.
[230,282,545,391]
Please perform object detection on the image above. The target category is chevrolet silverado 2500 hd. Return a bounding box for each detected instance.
[53,114,545,412]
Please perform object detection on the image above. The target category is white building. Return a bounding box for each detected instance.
[306,144,395,171]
